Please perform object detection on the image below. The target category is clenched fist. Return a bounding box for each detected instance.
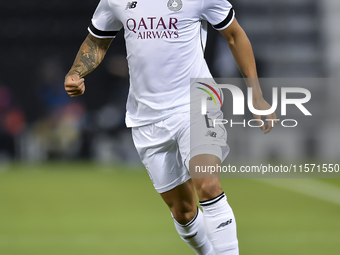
[64,74,85,97]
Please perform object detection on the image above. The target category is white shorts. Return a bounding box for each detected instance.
[132,108,229,193]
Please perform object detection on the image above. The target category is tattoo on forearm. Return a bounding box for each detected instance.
[67,35,112,78]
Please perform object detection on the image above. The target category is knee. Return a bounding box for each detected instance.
[196,179,223,201]
[171,202,197,225]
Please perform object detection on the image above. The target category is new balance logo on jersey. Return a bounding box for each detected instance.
[126,1,137,9]
[217,219,232,229]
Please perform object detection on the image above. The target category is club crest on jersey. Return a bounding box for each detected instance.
[167,0,182,12]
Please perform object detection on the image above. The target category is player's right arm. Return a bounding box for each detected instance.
[64,34,113,97]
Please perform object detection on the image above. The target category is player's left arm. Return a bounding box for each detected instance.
[219,18,277,134]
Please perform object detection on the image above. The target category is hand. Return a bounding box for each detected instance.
[64,74,85,97]
[252,97,277,134]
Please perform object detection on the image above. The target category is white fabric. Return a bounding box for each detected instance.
[200,196,239,255]
[131,110,228,193]
[89,0,234,127]
[173,209,215,255]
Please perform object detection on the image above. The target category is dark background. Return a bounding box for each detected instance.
[0,0,333,162]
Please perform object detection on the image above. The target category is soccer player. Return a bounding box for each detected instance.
[64,0,277,254]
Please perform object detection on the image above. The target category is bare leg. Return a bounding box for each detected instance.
[160,179,197,224]
[190,154,239,255]
[160,179,215,255]
[189,154,223,201]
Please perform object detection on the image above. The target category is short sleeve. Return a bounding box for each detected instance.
[88,0,123,38]
[201,0,235,31]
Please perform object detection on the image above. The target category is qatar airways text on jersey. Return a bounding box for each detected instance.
[126,17,179,39]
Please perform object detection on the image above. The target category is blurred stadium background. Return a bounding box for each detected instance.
[0,0,339,254]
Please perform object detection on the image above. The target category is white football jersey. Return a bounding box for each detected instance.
[89,0,235,127]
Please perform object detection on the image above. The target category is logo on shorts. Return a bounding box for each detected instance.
[217,219,232,229]
[205,130,217,138]
[167,0,182,12]
[196,82,222,107]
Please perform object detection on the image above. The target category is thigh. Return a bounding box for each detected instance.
[177,109,229,173]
